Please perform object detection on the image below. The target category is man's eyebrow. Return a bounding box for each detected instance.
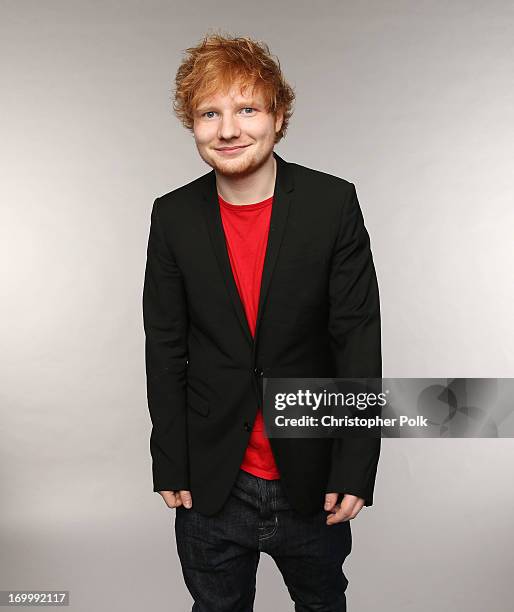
[196,99,260,112]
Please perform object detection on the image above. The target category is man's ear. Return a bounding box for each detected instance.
[275,109,284,134]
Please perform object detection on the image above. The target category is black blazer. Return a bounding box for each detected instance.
[143,151,381,516]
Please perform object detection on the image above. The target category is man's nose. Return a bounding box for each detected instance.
[218,113,241,140]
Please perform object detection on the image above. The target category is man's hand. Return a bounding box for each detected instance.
[159,490,193,509]
[324,492,364,525]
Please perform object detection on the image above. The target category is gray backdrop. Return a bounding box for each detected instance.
[1,1,513,610]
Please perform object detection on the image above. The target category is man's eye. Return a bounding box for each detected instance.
[201,108,255,119]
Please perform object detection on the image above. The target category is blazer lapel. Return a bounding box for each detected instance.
[200,151,294,348]
[254,152,294,342]
[200,171,254,346]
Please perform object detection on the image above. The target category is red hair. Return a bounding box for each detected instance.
[173,32,295,143]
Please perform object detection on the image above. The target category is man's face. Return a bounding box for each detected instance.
[192,83,283,178]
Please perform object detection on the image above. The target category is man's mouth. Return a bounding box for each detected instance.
[215,144,251,152]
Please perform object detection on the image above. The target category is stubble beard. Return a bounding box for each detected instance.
[200,142,272,179]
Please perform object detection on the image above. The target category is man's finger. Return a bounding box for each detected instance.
[324,492,339,511]
[326,495,365,525]
[179,490,193,509]
[159,490,182,508]
[326,505,351,525]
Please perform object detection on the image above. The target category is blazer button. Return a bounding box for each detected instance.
[244,421,251,432]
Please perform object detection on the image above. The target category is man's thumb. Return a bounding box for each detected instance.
[324,492,338,511]
[180,490,193,509]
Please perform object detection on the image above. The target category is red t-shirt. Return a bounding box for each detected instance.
[218,193,280,480]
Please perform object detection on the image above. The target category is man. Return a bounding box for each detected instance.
[143,33,381,611]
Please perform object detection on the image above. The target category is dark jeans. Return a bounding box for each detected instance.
[174,468,352,611]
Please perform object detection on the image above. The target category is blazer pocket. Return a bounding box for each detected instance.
[187,387,210,417]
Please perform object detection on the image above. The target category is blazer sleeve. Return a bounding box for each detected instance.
[326,183,382,506]
[142,197,189,492]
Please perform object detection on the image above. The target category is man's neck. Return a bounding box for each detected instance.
[215,154,276,206]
